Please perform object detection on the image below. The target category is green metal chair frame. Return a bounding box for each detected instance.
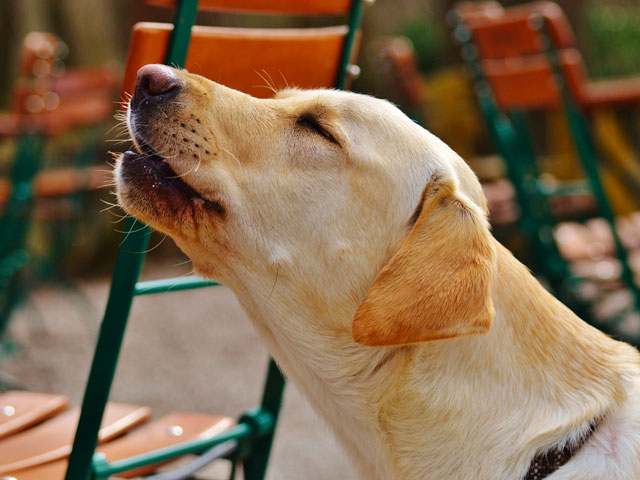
[451,4,640,341]
[0,34,64,344]
[0,38,117,348]
[64,1,364,479]
[0,133,45,347]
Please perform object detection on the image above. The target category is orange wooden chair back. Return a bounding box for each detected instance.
[146,0,353,15]
[458,1,589,110]
[122,0,360,100]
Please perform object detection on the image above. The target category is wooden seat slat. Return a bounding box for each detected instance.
[0,391,69,440]
[5,412,235,480]
[0,403,151,474]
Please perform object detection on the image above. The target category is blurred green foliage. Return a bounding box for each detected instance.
[399,15,445,74]
[585,2,640,78]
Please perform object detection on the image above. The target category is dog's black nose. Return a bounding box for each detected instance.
[131,64,180,108]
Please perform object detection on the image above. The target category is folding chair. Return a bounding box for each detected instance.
[65,1,365,479]
[0,33,117,346]
[451,1,640,341]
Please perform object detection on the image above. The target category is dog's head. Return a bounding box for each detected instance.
[116,64,496,346]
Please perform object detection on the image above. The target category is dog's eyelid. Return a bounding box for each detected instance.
[296,112,340,147]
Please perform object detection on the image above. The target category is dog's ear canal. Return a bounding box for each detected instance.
[352,177,496,346]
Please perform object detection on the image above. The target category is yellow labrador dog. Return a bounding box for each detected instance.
[116,64,640,480]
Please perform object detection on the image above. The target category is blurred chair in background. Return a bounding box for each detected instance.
[451,1,640,342]
[0,32,117,353]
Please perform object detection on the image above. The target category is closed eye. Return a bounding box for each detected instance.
[297,112,340,147]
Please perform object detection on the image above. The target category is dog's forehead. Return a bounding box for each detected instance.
[274,88,402,118]
[269,88,486,211]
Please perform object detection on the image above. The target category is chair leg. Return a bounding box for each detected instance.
[65,219,150,480]
[242,359,285,480]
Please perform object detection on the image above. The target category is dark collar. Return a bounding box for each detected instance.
[523,421,598,480]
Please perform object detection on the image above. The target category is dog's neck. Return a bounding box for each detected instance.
[226,239,638,479]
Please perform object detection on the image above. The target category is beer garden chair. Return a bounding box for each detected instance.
[55,1,365,479]
[450,1,640,343]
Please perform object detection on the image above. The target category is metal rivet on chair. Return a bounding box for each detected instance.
[167,425,184,437]
[1,405,15,416]
[347,64,361,79]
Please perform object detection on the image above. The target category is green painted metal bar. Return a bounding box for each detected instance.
[134,275,218,296]
[165,0,199,68]
[0,135,45,253]
[334,0,363,90]
[541,179,591,198]
[64,218,150,480]
[242,359,286,480]
[539,16,640,320]
[456,28,560,274]
[65,2,200,479]
[92,422,254,479]
[0,133,45,340]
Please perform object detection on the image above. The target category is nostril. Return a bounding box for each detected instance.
[136,64,179,98]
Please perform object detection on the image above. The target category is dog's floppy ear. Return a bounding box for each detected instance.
[352,177,496,346]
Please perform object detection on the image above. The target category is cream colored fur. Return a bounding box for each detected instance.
[116,66,640,479]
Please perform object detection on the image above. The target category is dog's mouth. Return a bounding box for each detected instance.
[119,131,225,218]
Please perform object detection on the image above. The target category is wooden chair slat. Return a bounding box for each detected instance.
[0,391,69,440]
[0,403,151,474]
[47,66,119,96]
[452,1,504,21]
[146,0,353,16]
[582,76,640,108]
[465,1,574,59]
[5,413,234,480]
[122,23,351,99]
[483,49,585,110]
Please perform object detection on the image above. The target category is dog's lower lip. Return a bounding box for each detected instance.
[121,151,226,217]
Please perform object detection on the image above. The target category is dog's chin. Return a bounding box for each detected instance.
[116,150,226,238]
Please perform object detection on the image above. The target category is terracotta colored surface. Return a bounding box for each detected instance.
[466,2,574,59]
[462,1,640,109]
[0,403,151,474]
[0,113,19,137]
[482,50,584,110]
[5,412,235,480]
[121,24,350,99]
[0,391,69,440]
[377,37,426,108]
[146,0,353,15]
[582,77,640,108]
[0,166,111,206]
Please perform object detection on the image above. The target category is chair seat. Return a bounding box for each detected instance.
[0,391,69,440]
[5,412,235,480]
[0,403,151,474]
[582,76,640,108]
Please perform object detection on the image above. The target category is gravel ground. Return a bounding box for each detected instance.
[2,252,357,480]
